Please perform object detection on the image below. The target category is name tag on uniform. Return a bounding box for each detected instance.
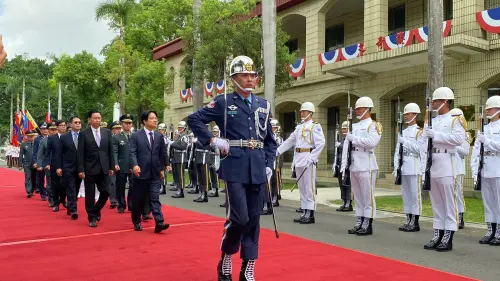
[228,105,238,115]
[257,107,269,114]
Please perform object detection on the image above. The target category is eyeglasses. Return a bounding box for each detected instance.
[73,122,81,124]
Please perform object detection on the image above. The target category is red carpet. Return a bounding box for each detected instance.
[0,167,477,281]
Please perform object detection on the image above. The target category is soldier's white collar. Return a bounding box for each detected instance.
[490,119,500,126]
[407,123,418,128]
[359,117,372,124]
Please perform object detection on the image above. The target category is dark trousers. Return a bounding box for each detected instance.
[188,162,197,187]
[209,167,218,190]
[45,169,53,204]
[36,170,47,197]
[338,172,351,202]
[127,176,150,215]
[131,178,164,225]
[116,171,130,211]
[221,182,264,260]
[264,168,279,203]
[51,170,65,205]
[173,163,185,190]
[196,163,210,192]
[62,171,81,214]
[84,172,109,221]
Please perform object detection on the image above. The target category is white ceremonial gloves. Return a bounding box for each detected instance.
[346,133,354,142]
[477,132,486,143]
[266,167,272,182]
[212,138,229,154]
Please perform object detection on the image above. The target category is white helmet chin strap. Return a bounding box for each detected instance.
[356,108,369,120]
[432,101,446,116]
[232,78,254,94]
[405,115,417,124]
[301,112,312,123]
[487,110,500,120]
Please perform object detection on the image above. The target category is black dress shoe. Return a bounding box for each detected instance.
[154,222,170,233]
[48,203,55,208]
[96,215,101,222]
[220,202,227,208]
[109,204,117,209]
[299,217,315,224]
[89,220,97,227]
[118,209,125,214]
[208,190,219,197]
[187,188,198,194]
[272,201,279,207]
[52,206,59,212]
[336,206,346,212]
[142,215,152,221]
[261,208,273,216]
[27,194,32,198]
[71,213,78,220]
[356,227,373,236]
[343,205,353,212]
[171,192,184,198]
[134,223,142,231]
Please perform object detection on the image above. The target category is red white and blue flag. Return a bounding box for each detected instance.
[476,7,500,33]
[45,101,52,123]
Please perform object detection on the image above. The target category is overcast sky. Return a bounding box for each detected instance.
[0,0,117,60]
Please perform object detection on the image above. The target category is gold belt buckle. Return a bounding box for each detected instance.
[248,138,257,149]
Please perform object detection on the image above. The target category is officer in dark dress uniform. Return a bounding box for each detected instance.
[33,122,49,198]
[193,125,217,203]
[19,130,37,198]
[170,122,189,198]
[187,55,277,281]
[186,133,199,195]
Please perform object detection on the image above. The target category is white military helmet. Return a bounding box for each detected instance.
[270,119,279,127]
[178,121,186,128]
[300,102,315,113]
[485,95,500,109]
[158,123,166,129]
[432,87,454,101]
[403,103,421,114]
[355,97,374,109]
[230,56,257,77]
[449,108,464,116]
[212,125,220,131]
[341,121,349,128]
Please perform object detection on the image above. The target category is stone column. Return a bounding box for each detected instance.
[363,0,388,54]
[452,0,484,38]
[305,12,326,78]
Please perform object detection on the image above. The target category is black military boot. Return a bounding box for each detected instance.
[194,190,208,203]
[404,215,420,232]
[348,217,363,234]
[490,226,500,246]
[220,201,227,208]
[208,188,219,197]
[171,188,184,198]
[436,230,454,252]
[356,218,373,236]
[336,200,346,212]
[424,229,444,250]
[188,184,199,194]
[261,202,273,215]
[293,209,306,223]
[295,208,303,213]
[299,210,315,224]
[343,200,353,212]
[217,252,232,281]
[479,223,496,244]
[161,184,167,194]
[239,259,255,281]
[399,214,410,231]
[458,213,465,229]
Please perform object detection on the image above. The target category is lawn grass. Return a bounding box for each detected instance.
[332,196,485,224]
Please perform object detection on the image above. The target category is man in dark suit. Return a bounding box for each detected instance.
[46,120,67,211]
[78,111,115,227]
[32,122,49,198]
[37,123,59,207]
[56,116,82,220]
[129,110,169,233]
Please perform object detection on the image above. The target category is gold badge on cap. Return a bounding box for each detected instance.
[244,63,253,71]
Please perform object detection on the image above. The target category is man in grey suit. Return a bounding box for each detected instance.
[129,110,169,233]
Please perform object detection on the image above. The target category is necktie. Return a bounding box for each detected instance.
[95,129,101,147]
[127,134,130,141]
[149,132,154,148]
[244,99,250,109]
[73,133,78,148]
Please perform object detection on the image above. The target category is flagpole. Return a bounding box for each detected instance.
[58,82,62,120]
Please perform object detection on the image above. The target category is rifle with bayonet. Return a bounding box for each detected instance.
[395,97,403,185]
[333,123,340,178]
[474,100,484,191]
[423,89,432,191]
[342,91,353,186]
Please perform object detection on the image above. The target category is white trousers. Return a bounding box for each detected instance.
[456,175,465,213]
[430,176,458,231]
[401,175,422,215]
[295,165,316,210]
[482,177,500,223]
[351,170,378,218]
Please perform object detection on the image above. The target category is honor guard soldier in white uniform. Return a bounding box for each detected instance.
[471,95,500,245]
[208,126,221,198]
[450,108,470,229]
[187,55,277,281]
[277,102,325,224]
[419,87,465,252]
[341,97,382,236]
[271,119,283,205]
[334,121,352,212]
[393,103,422,232]
[261,119,283,215]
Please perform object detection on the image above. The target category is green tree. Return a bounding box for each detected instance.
[180,0,296,93]
[95,0,138,115]
[52,51,114,122]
